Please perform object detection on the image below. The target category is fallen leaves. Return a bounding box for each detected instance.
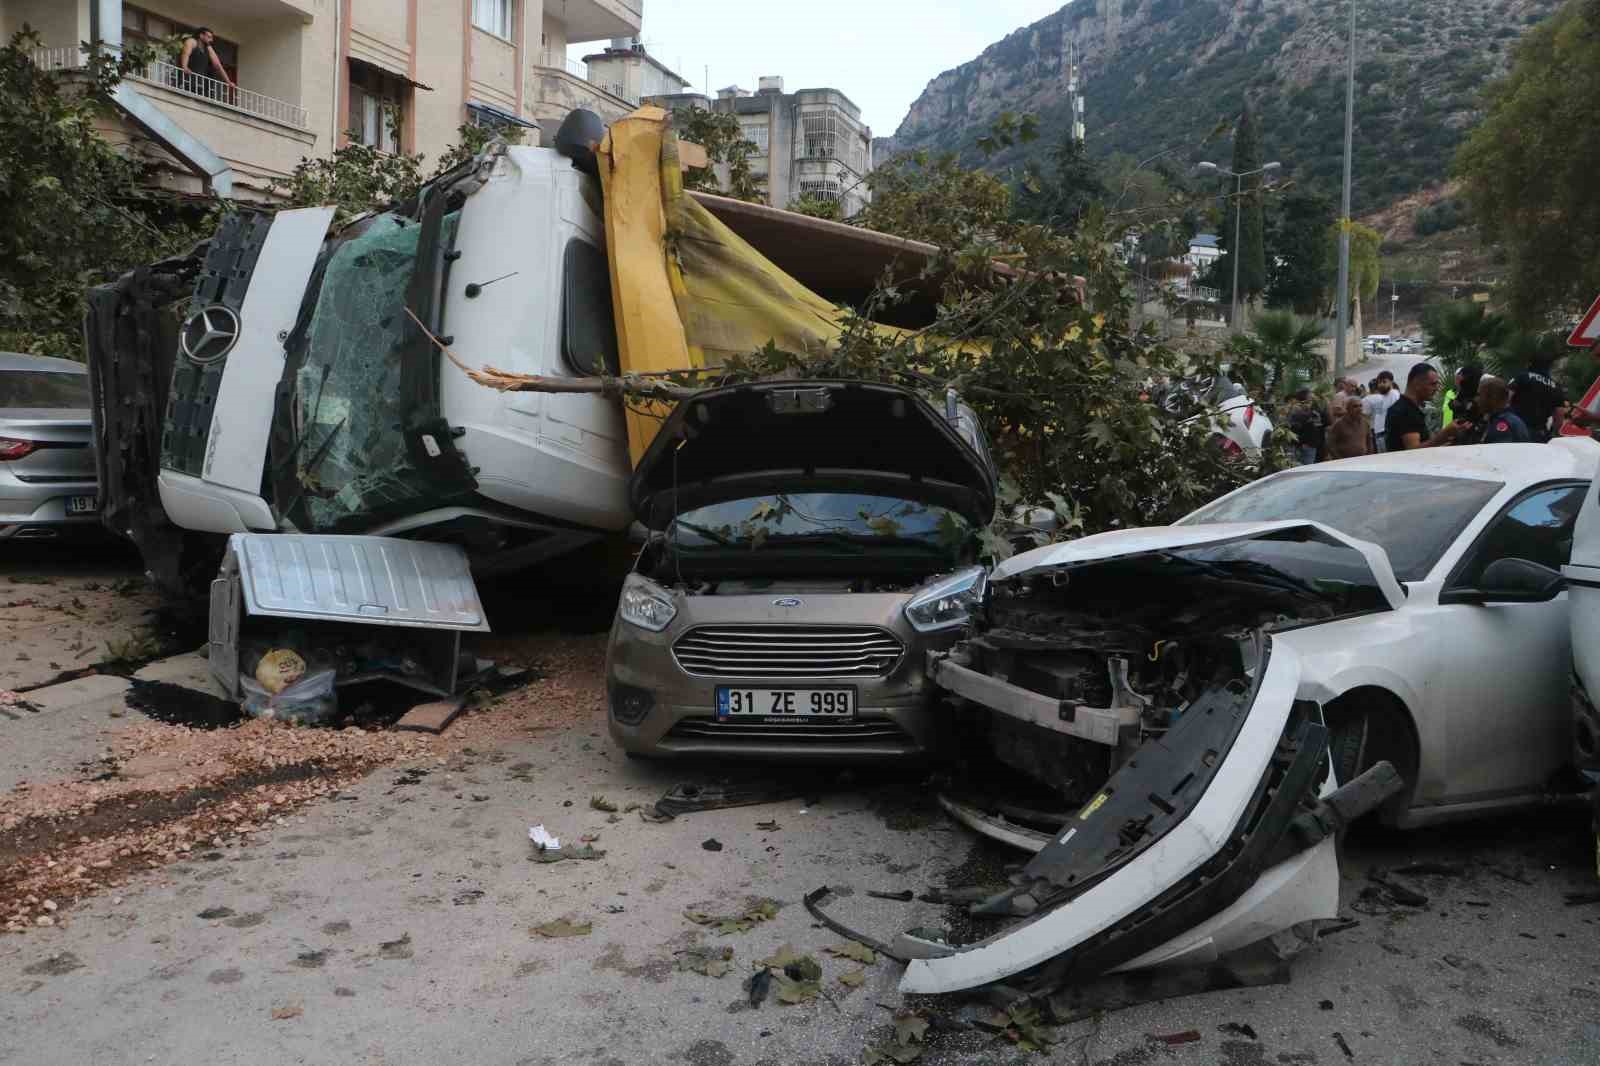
[864,1010,929,1063]
[837,968,866,988]
[823,940,877,965]
[589,795,617,812]
[675,945,734,978]
[683,898,780,935]
[531,917,592,938]
[756,944,822,1005]
[270,1004,303,1021]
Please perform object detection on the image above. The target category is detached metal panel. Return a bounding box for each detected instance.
[234,534,489,631]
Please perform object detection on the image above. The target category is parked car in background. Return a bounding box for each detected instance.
[0,353,100,540]
[606,381,998,762]
[1158,375,1272,456]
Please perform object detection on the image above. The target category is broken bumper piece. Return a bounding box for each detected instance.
[901,640,1399,995]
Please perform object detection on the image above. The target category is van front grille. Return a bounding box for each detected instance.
[672,625,904,679]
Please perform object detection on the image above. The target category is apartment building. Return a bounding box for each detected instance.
[6,0,644,202]
[651,77,875,217]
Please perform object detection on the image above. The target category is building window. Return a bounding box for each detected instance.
[740,121,769,152]
[125,4,239,84]
[801,113,836,160]
[472,0,515,40]
[348,61,408,153]
[798,179,841,203]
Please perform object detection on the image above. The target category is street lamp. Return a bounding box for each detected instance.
[1195,159,1281,328]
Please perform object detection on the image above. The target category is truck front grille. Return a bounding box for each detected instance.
[672,625,904,679]
[667,717,914,744]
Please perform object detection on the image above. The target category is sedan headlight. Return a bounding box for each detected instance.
[618,574,678,632]
[904,566,987,633]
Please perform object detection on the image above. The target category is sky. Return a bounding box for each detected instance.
[568,0,1070,136]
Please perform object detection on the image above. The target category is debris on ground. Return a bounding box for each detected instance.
[531,917,592,938]
[683,899,780,934]
[531,843,605,864]
[866,889,914,902]
[864,1010,930,1064]
[755,943,822,1004]
[822,940,877,965]
[745,967,772,1008]
[527,825,561,850]
[1368,871,1429,907]
[837,969,866,988]
[655,778,804,817]
[675,945,734,978]
[1151,1030,1202,1046]
[755,820,781,832]
[1332,1031,1354,1058]
[1219,1022,1259,1040]
[701,838,723,852]
[589,794,618,812]
[394,698,467,735]
[996,1002,1059,1052]
[378,933,414,959]
[638,805,674,824]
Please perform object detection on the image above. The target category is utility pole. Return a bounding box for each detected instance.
[1390,278,1398,338]
[1333,0,1357,381]
[1194,160,1281,331]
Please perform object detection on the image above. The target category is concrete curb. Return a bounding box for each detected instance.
[22,648,219,714]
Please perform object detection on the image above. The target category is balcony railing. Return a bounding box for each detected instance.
[528,50,640,107]
[30,47,308,130]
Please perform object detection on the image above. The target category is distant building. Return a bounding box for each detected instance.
[581,39,689,112]
[650,76,874,216]
[1185,233,1221,273]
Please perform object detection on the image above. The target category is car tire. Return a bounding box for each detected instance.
[1324,692,1417,826]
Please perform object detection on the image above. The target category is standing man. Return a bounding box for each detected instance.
[179,27,235,98]
[1508,362,1565,441]
[1287,387,1327,465]
[1475,376,1531,444]
[1387,362,1466,450]
[1361,371,1399,452]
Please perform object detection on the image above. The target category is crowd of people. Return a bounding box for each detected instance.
[1284,359,1595,463]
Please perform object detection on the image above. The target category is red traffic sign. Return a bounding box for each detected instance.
[1569,293,1600,348]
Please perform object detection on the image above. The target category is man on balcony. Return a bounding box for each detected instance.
[178,28,235,102]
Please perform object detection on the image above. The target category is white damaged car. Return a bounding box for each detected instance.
[895,440,1598,994]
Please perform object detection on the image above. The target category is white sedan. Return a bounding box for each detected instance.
[896,440,1596,995]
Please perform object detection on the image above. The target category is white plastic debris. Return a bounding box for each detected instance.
[527,825,561,851]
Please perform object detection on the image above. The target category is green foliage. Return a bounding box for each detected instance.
[274,124,513,222]
[1455,0,1600,326]
[1221,106,1268,303]
[1266,193,1335,314]
[1013,135,1108,232]
[718,146,1293,544]
[1329,221,1382,313]
[1421,300,1510,367]
[671,106,763,203]
[1227,309,1326,392]
[1412,197,1464,236]
[789,194,843,221]
[0,31,214,358]
[861,151,1013,253]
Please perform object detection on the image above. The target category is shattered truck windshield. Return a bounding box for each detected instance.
[271,211,459,532]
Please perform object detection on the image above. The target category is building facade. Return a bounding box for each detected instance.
[650,77,874,217]
[7,0,646,202]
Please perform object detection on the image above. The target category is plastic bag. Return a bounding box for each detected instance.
[240,668,338,725]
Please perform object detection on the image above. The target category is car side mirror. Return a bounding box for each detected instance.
[1466,557,1566,603]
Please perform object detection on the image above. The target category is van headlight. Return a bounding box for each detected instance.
[619,575,678,632]
[904,566,987,633]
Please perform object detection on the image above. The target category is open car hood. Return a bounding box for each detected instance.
[992,519,1406,610]
[629,381,997,529]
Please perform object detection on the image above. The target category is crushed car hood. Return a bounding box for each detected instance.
[628,380,997,528]
[992,520,1405,610]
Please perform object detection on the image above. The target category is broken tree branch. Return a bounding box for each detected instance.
[403,307,710,402]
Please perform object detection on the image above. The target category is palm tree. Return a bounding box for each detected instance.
[1230,309,1325,394]
[1421,301,1510,370]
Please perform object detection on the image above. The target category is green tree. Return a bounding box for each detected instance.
[1214,106,1267,308]
[1227,309,1326,393]
[789,194,843,221]
[1421,300,1510,368]
[860,150,1013,253]
[1013,135,1108,232]
[1455,0,1600,326]
[671,106,763,203]
[0,31,213,357]
[1329,221,1382,318]
[1265,193,1335,315]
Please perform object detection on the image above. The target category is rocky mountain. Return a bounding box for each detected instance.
[892,0,1563,215]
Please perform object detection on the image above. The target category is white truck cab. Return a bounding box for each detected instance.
[153,142,630,571]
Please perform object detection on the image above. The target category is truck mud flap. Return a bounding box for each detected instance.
[901,640,1330,994]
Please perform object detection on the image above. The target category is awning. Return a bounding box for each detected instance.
[466,101,540,130]
[348,56,433,92]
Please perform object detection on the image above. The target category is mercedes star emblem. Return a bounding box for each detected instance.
[179,304,241,364]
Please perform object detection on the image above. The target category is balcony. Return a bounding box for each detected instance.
[558,0,643,44]
[526,50,638,126]
[31,47,307,130]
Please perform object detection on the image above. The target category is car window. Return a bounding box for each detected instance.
[561,239,619,376]
[1182,470,1503,582]
[0,369,90,408]
[1449,484,1586,589]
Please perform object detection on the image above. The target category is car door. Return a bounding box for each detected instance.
[1433,482,1586,801]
